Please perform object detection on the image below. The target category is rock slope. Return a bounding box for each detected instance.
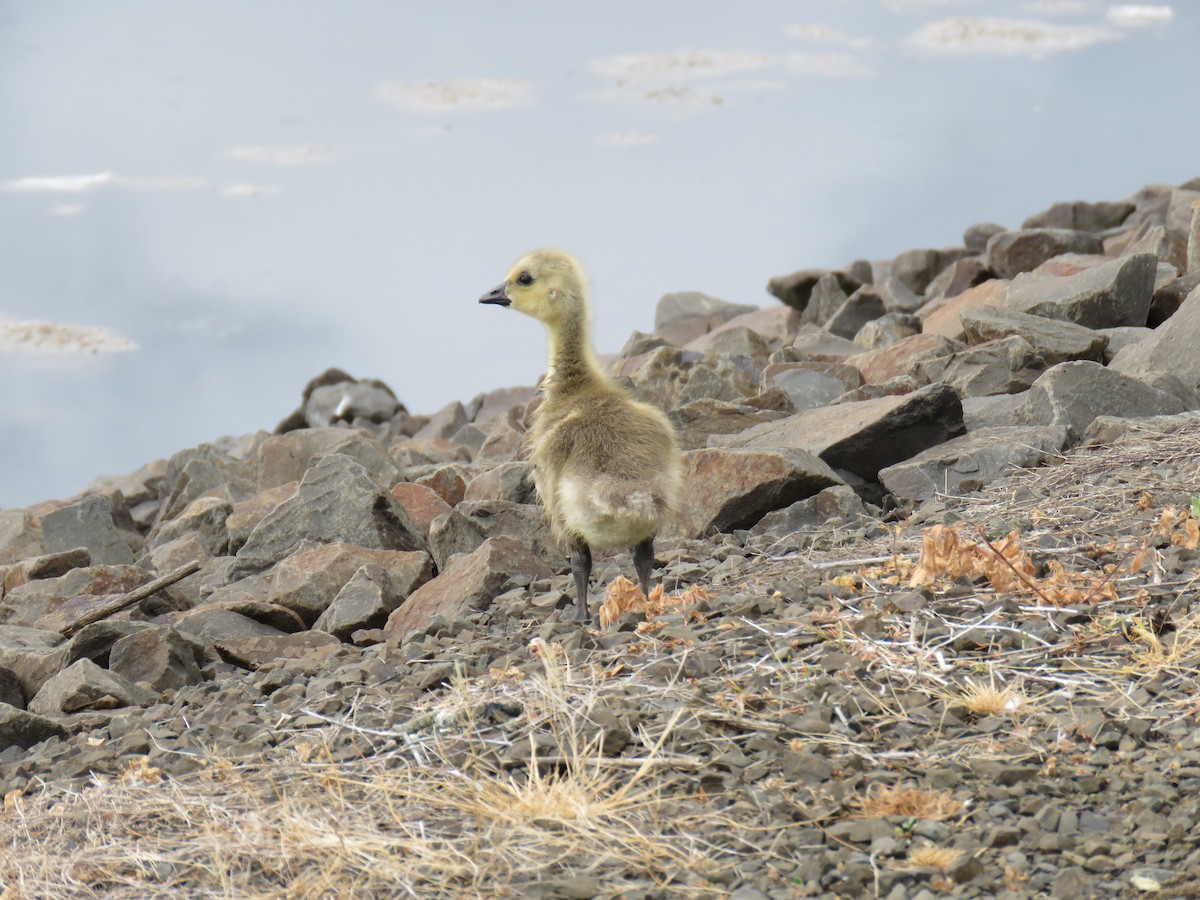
[2,179,1200,898]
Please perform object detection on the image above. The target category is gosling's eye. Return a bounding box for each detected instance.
[517,272,533,286]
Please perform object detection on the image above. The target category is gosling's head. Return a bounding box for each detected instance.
[479,249,587,327]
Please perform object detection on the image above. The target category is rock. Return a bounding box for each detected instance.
[470,385,538,426]
[0,548,90,597]
[964,222,1006,253]
[215,632,341,670]
[619,330,670,358]
[155,442,257,525]
[0,702,67,750]
[257,428,399,491]
[268,542,431,625]
[703,326,773,363]
[935,336,1046,397]
[891,247,970,295]
[1014,360,1189,442]
[712,383,965,481]
[1110,286,1200,392]
[879,426,1065,501]
[925,257,993,302]
[413,401,469,441]
[1189,198,1200,273]
[313,563,424,639]
[449,424,488,456]
[463,462,536,504]
[765,366,851,411]
[667,400,775,451]
[960,305,1109,365]
[1082,411,1200,446]
[0,564,150,631]
[29,658,155,714]
[109,627,204,692]
[389,483,453,539]
[0,511,43,565]
[173,606,289,648]
[1122,224,1188,270]
[1097,326,1152,362]
[825,287,886,340]
[675,447,843,537]
[750,485,874,538]
[413,464,471,506]
[225,482,299,552]
[766,269,861,313]
[676,364,744,404]
[428,501,557,571]
[0,666,22,708]
[877,276,925,314]
[386,536,551,639]
[0,626,68,699]
[919,278,1010,341]
[236,455,426,575]
[854,312,922,349]
[685,306,800,352]
[1003,252,1156,328]
[624,346,698,408]
[40,494,136,565]
[390,437,471,468]
[64,620,147,667]
[1149,270,1200,327]
[474,421,525,463]
[305,380,399,428]
[789,324,861,360]
[1022,200,1134,232]
[986,228,1105,278]
[962,393,1027,432]
[847,333,962,385]
[799,273,850,326]
[147,495,231,556]
[654,291,758,344]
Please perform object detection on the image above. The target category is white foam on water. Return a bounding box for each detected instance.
[1106,5,1174,27]
[224,145,337,165]
[786,24,871,48]
[0,317,137,355]
[908,17,1122,55]
[377,79,536,113]
[590,49,777,82]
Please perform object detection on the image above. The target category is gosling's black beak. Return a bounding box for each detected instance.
[479,283,511,307]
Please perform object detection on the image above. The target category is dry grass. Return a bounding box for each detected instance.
[0,649,721,899]
[850,783,962,821]
[892,845,962,871]
[954,675,1025,717]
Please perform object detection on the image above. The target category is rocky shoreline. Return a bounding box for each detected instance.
[2,178,1200,898]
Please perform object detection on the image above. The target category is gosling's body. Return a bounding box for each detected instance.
[479,249,681,621]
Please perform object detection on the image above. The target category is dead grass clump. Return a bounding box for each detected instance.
[850,783,962,821]
[954,675,1025,717]
[598,577,709,628]
[892,844,962,871]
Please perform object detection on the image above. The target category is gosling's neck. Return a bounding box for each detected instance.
[544,295,605,397]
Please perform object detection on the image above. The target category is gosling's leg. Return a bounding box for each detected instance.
[570,540,593,622]
[633,536,655,599]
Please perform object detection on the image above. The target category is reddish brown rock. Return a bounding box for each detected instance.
[226,482,299,552]
[414,465,470,505]
[919,279,1009,340]
[215,632,342,670]
[258,428,398,490]
[0,565,150,631]
[846,333,962,385]
[1,548,91,598]
[684,306,801,353]
[385,536,551,639]
[390,483,453,539]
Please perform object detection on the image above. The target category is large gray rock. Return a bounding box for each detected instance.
[712,383,965,481]
[1013,361,1189,442]
[386,536,551,639]
[767,269,861,313]
[0,702,67,750]
[1022,200,1134,232]
[854,312,922,349]
[655,291,757,334]
[879,426,1065,501]
[428,501,558,572]
[414,401,469,441]
[799,273,852,326]
[313,564,422,639]
[40,494,136,565]
[964,223,1006,253]
[789,324,861,360]
[890,248,971,295]
[0,626,67,699]
[749,485,876,539]
[767,366,850,411]
[676,447,843,537]
[236,454,426,575]
[305,380,400,428]
[924,257,993,302]
[0,666,23,708]
[1003,252,1157,329]
[64,620,148,668]
[936,336,1046,398]
[667,400,776,451]
[0,564,149,630]
[172,607,289,649]
[825,288,886,340]
[29,658,155,715]
[155,442,257,525]
[1110,286,1200,394]
[0,548,91,597]
[146,495,231,556]
[960,305,1109,365]
[268,542,432,624]
[109,627,204,692]
[257,428,399,491]
[986,228,1105,279]
[0,511,43,565]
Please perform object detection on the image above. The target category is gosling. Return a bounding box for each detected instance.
[479,249,681,622]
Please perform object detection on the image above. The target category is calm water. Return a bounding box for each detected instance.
[1,1,1196,508]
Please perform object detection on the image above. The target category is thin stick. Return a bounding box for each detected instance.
[59,559,202,638]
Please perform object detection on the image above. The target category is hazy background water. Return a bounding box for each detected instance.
[1,1,1196,509]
